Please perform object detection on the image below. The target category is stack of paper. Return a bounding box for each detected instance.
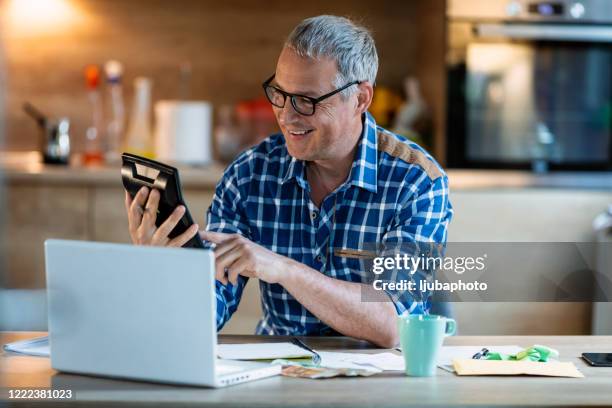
[217,342,313,360]
[318,352,401,372]
[337,352,405,371]
[3,336,50,357]
[218,343,404,372]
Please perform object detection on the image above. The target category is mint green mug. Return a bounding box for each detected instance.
[397,314,457,376]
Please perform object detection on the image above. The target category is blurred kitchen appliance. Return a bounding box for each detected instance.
[446,0,612,170]
[154,101,212,165]
[23,103,70,165]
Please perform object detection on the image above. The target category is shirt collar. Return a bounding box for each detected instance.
[346,112,379,194]
[282,112,379,194]
[282,155,308,189]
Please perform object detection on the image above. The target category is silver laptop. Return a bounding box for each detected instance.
[44,239,281,387]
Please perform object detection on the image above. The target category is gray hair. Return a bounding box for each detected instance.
[285,15,378,98]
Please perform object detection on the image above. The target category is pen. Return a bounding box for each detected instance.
[472,348,489,360]
[291,337,321,365]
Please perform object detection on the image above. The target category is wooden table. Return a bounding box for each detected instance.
[2,332,612,407]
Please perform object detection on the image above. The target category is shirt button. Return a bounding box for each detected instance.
[310,211,318,220]
[316,255,322,262]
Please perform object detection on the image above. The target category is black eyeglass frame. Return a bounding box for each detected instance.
[262,73,361,116]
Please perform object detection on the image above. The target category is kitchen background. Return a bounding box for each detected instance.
[0,0,610,337]
[0,0,446,158]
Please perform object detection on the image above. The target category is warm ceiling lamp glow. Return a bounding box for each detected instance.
[5,0,82,35]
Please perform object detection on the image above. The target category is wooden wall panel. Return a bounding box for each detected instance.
[90,186,131,244]
[0,0,446,155]
[3,183,89,288]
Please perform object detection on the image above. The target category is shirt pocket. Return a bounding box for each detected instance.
[332,247,377,282]
[333,248,377,260]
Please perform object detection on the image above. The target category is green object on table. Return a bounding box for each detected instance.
[485,345,559,362]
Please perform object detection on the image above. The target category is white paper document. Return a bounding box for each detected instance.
[325,346,525,373]
[216,345,402,372]
[316,352,384,372]
[340,352,405,371]
[321,347,525,373]
[217,342,314,360]
[3,336,50,357]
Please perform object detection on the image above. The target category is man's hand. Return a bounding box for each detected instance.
[124,186,199,247]
[200,231,291,285]
[202,230,399,347]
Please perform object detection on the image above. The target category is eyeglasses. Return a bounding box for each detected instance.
[262,74,361,116]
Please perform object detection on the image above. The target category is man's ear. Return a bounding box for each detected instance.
[355,82,374,115]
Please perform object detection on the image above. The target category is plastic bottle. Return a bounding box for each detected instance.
[103,60,125,163]
[125,77,154,158]
[83,65,104,166]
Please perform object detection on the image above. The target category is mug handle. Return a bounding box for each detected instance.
[445,318,457,336]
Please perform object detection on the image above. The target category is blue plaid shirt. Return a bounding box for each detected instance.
[206,112,453,335]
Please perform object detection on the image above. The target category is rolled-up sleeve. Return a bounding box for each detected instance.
[381,173,453,316]
[206,160,252,331]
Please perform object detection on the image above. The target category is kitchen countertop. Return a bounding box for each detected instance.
[0,151,226,188]
[1,151,610,190]
[446,169,611,190]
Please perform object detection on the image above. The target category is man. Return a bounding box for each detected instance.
[125,15,452,348]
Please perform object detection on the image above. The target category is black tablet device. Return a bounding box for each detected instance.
[121,153,204,249]
[582,353,612,367]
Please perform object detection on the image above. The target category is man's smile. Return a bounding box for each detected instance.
[286,127,315,139]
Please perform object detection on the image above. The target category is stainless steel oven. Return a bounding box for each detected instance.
[446,0,612,171]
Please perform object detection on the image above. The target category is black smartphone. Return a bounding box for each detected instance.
[121,153,204,249]
[582,353,612,367]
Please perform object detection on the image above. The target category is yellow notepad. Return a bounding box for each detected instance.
[453,359,584,378]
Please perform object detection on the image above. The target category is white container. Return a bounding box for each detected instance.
[155,100,212,165]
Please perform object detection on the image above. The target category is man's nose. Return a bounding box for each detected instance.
[277,101,301,126]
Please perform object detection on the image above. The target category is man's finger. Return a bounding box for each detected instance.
[215,262,228,285]
[214,244,243,280]
[213,235,242,261]
[167,223,199,248]
[216,270,228,285]
[200,230,234,244]
[124,191,132,213]
[152,205,185,243]
[227,257,250,286]
[212,245,234,285]
[128,187,149,231]
[131,186,149,209]
[141,189,160,229]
